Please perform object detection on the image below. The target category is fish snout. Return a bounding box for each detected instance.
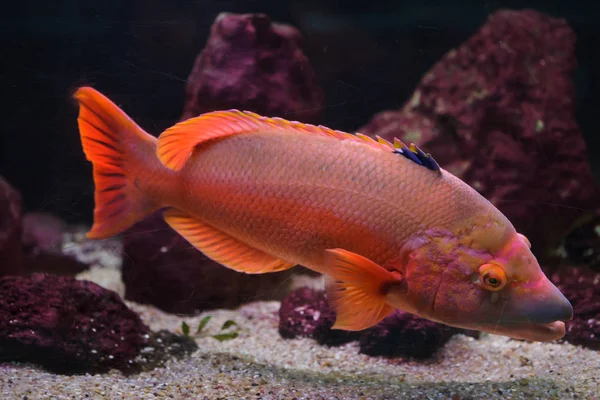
[513,279,573,324]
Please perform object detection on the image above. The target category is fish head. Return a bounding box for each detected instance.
[388,224,573,342]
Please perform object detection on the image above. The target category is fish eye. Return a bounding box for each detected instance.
[478,263,507,291]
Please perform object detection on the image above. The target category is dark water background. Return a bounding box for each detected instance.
[2,0,599,223]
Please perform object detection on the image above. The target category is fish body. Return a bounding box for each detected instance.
[168,130,502,275]
[74,87,573,341]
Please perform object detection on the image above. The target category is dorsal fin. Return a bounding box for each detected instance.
[156,109,441,175]
[156,110,395,171]
[392,139,441,174]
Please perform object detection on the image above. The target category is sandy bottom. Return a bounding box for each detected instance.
[0,297,599,399]
[1,239,599,399]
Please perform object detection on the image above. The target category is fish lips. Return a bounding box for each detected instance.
[483,320,567,342]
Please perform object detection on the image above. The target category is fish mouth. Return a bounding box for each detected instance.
[482,319,566,342]
[483,276,573,342]
[438,281,573,342]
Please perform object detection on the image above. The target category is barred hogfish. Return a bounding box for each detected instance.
[73,86,573,341]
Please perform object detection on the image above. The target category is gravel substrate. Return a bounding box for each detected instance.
[1,298,599,399]
[1,245,599,399]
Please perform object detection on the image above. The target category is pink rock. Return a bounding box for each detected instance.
[21,212,65,252]
[181,12,324,123]
[0,176,23,276]
[562,215,600,271]
[278,287,476,356]
[359,310,478,359]
[278,287,359,346]
[551,266,600,350]
[359,10,599,257]
[0,273,150,373]
[21,212,90,276]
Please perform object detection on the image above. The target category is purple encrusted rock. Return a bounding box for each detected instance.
[359,310,478,359]
[21,212,90,276]
[359,9,599,258]
[278,288,475,353]
[561,215,600,271]
[21,212,65,252]
[551,266,600,350]
[0,176,23,276]
[0,273,150,374]
[181,12,324,123]
[278,287,359,346]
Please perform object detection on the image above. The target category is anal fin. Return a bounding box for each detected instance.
[163,208,296,274]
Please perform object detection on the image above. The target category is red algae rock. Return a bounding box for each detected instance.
[359,310,470,359]
[181,12,324,122]
[21,212,89,276]
[21,212,65,251]
[562,215,600,271]
[0,273,150,374]
[359,9,599,257]
[122,212,297,314]
[0,176,23,276]
[551,266,600,349]
[278,288,475,356]
[278,287,359,346]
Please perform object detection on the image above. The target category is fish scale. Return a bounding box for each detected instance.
[171,130,483,272]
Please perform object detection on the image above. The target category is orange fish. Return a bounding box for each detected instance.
[74,86,573,341]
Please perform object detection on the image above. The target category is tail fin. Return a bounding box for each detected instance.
[73,86,159,239]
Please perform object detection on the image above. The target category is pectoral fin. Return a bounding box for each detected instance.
[164,208,296,274]
[323,248,402,331]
